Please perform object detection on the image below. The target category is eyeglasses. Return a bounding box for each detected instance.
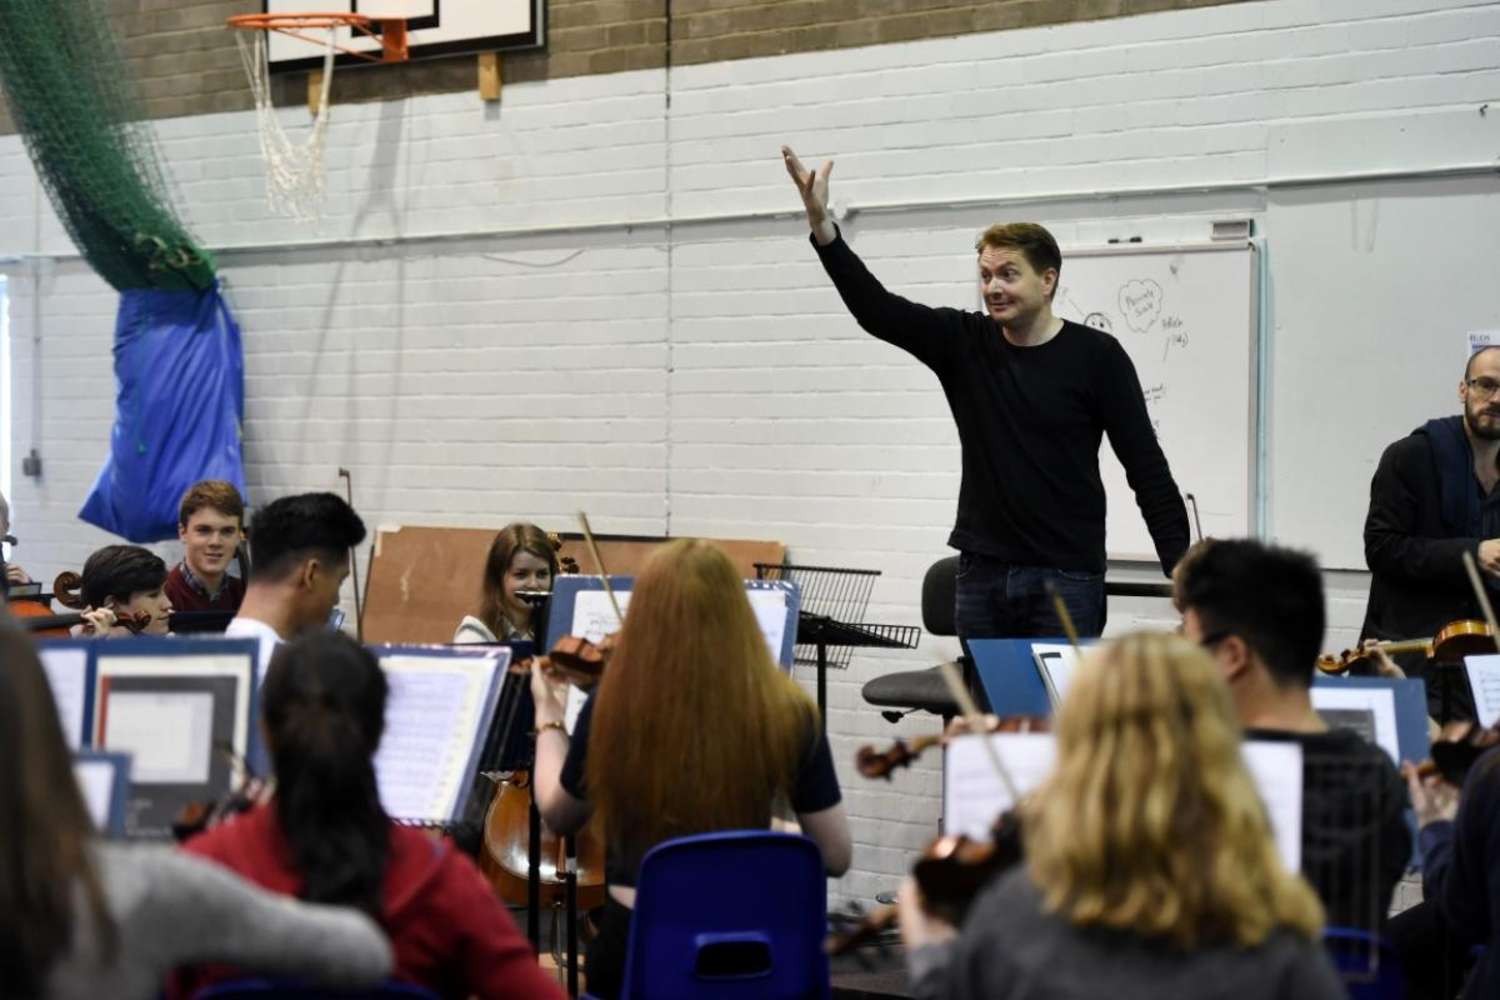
[1467,377,1500,399]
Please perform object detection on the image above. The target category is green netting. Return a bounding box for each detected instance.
[0,0,214,290]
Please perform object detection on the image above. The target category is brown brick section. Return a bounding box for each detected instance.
[0,0,1253,132]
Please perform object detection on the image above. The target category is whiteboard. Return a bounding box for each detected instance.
[1050,243,1259,561]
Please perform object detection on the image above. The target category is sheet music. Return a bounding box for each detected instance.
[572,590,629,642]
[944,731,1303,871]
[373,652,502,823]
[1242,740,1304,872]
[747,589,789,664]
[1310,686,1401,765]
[40,646,89,751]
[1030,644,1083,707]
[74,757,119,831]
[95,651,255,768]
[943,732,1056,839]
[102,692,214,784]
[573,586,789,663]
[1464,654,1500,728]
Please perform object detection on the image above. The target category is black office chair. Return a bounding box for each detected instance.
[860,555,966,723]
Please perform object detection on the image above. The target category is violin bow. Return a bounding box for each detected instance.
[576,511,624,629]
[1461,550,1500,638]
[1044,580,1085,655]
[937,660,1023,803]
[1185,492,1203,544]
[337,467,364,640]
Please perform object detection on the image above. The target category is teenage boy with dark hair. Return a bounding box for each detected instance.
[227,492,365,674]
[165,480,247,613]
[1178,538,1411,930]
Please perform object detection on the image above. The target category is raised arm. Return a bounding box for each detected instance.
[1096,340,1189,576]
[782,146,966,371]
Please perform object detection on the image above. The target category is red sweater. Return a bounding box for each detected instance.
[172,804,563,1000]
[164,563,245,613]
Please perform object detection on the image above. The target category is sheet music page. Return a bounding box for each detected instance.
[945,732,1304,872]
[373,653,500,822]
[74,758,118,830]
[747,589,788,663]
[1030,644,1083,707]
[942,732,1056,839]
[1464,654,1500,728]
[571,590,629,642]
[40,646,89,751]
[1241,740,1303,872]
[103,692,214,784]
[1310,686,1402,764]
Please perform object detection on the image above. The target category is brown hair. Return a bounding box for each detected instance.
[476,523,559,637]
[585,539,816,858]
[1024,631,1324,949]
[0,613,117,991]
[54,544,168,610]
[975,222,1062,297]
[179,480,245,528]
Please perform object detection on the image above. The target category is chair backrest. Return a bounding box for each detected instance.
[1324,927,1406,1000]
[621,830,830,1000]
[193,979,440,1000]
[922,555,959,636]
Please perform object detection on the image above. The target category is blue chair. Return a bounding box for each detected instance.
[193,979,440,1000]
[617,830,831,1000]
[1324,927,1406,1000]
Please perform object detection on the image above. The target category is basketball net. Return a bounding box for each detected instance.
[234,28,336,221]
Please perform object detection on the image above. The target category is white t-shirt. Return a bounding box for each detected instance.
[225,616,283,685]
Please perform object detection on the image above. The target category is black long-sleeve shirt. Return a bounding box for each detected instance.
[1362,427,1500,645]
[812,230,1188,575]
[1419,747,1500,1000]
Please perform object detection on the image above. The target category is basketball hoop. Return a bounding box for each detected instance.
[228,13,409,220]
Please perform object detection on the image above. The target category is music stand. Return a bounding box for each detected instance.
[755,564,920,722]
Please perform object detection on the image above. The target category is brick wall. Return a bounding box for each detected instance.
[1,0,1495,904]
[1,0,1254,131]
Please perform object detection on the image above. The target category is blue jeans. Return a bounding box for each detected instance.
[953,552,1106,640]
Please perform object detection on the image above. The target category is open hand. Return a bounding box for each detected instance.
[781,145,836,244]
[1402,761,1460,827]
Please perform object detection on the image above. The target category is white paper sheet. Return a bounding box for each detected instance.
[943,732,1304,872]
[94,651,255,770]
[747,589,789,665]
[1241,740,1304,873]
[40,646,89,751]
[1030,644,1083,708]
[573,584,790,665]
[1310,686,1402,765]
[74,757,120,831]
[102,692,214,784]
[1463,654,1500,728]
[373,651,505,823]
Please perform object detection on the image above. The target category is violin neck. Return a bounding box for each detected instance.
[1378,638,1432,656]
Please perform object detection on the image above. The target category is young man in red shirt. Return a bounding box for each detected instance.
[164,480,247,613]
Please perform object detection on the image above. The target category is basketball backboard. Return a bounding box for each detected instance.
[264,0,544,71]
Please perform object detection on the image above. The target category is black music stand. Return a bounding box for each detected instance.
[755,564,920,723]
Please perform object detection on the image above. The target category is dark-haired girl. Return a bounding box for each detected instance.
[173,631,564,999]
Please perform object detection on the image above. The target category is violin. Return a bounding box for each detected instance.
[855,715,1051,781]
[6,571,152,637]
[826,809,1024,956]
[1317,619,1496,676]
[1414,719,1500,788]
[171,742,264,842]
[506,632,614,690]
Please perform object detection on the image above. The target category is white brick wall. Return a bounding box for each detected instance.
[0,0,1492,902]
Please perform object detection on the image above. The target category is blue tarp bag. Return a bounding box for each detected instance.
[79,283,245,543]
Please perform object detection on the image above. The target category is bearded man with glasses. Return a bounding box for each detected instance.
[1360,345,1500,720]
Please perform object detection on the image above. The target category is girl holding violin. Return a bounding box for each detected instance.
[0,613,396,1000]
[453,523,558,644]
[529,538,852,999]
[899,631,1342,1000]
[171,631,564,1000]
[55,545,173,637]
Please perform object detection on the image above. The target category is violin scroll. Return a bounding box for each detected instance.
[853,715,1050,781]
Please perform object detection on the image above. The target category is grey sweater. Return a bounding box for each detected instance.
[44,842,393,1000]
[909,869,1347,1000]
